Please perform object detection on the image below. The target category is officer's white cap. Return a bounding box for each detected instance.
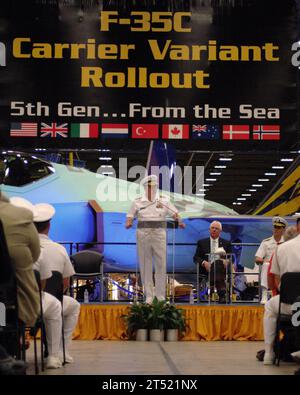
[10,197,35,214]
[272,216,288,228]
[34,203,55,222]
[141,174,158,187]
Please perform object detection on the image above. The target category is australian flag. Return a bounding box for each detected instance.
[192,124,220,139]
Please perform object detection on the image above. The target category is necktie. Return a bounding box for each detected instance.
[212,239,218,253]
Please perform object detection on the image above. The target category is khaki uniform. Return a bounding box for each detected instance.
[0,196,40,326]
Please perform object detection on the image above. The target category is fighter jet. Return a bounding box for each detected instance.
[0,151,292,273]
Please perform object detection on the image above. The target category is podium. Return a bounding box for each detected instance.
[197,253,235,304]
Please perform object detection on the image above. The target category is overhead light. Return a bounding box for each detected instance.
[206,178,217,181]
[258,178,270,182]
[214,165,227,169]
[2,151,7,154]
[102,172,114,175]
[280,158,293,162]
[198,188,207,192]
[272,166,284,169]
[202,183,211,187]
[265,172,276,176]
[237,198,246,201]
[210,172,221,175]
[242,194,251,197]
[233,202,242,205]
[219,158,232,161]
[196,193,206,197]
[99,157,112,160]
[100,165,113,168]
[252,184,263,187]
[248,189,257,192]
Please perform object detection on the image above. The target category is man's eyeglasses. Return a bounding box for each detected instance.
[274,225,285,229]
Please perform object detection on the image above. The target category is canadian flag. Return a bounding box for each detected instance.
[162,124,189,139]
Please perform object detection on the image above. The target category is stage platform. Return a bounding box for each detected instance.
[73,303,264,341]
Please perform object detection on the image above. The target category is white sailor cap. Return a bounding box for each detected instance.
[34,203,55,222]
[10,197,35,214]
[272,216,288,228]
[141,174,158,187]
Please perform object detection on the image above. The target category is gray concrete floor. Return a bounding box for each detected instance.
[26,340,298,375]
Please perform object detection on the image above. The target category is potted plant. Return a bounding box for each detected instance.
[163,303,186,341]
[122,302,151,341]
[147,297,166,341]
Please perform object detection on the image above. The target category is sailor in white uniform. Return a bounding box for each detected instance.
[33,203,80,365]
[255,216,287,304]
[9,197,63,369]
[263,217,300,365]
[125,175,185,303]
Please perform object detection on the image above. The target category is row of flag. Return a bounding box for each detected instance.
[9,122,281,140]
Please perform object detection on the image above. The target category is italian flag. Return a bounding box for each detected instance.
[71,123,98,138]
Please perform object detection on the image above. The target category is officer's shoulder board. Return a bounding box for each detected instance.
[160,194,170,201]
[53,241,63,248]
[262,237,272,242]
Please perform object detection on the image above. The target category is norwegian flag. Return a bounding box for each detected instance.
[253,125,280,140]
[223,125,250,140]
[40,123,68,138]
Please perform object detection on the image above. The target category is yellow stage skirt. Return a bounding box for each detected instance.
[73,304,264,341]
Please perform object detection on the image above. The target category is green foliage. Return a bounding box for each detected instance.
[122,302,151,336]
[147,297,167,329]
[122,297,187,334]
[163,303,186,332]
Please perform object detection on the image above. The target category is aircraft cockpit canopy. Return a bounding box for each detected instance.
[0,152,54,186]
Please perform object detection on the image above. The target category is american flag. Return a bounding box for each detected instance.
[40,123,68,138]
[10,123,38,137]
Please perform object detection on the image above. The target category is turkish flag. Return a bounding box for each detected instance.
[162,124,189,139]
[132,124,159,139]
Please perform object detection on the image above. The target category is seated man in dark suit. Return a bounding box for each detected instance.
[193,221,232,303]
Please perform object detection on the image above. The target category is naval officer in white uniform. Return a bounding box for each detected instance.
[33,203,81,364]
[255,216,287,304]
[125,175,185,303]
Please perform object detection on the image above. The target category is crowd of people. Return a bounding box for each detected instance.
[1,180,300,374]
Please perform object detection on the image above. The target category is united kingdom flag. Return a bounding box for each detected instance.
[40,123,68,138]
